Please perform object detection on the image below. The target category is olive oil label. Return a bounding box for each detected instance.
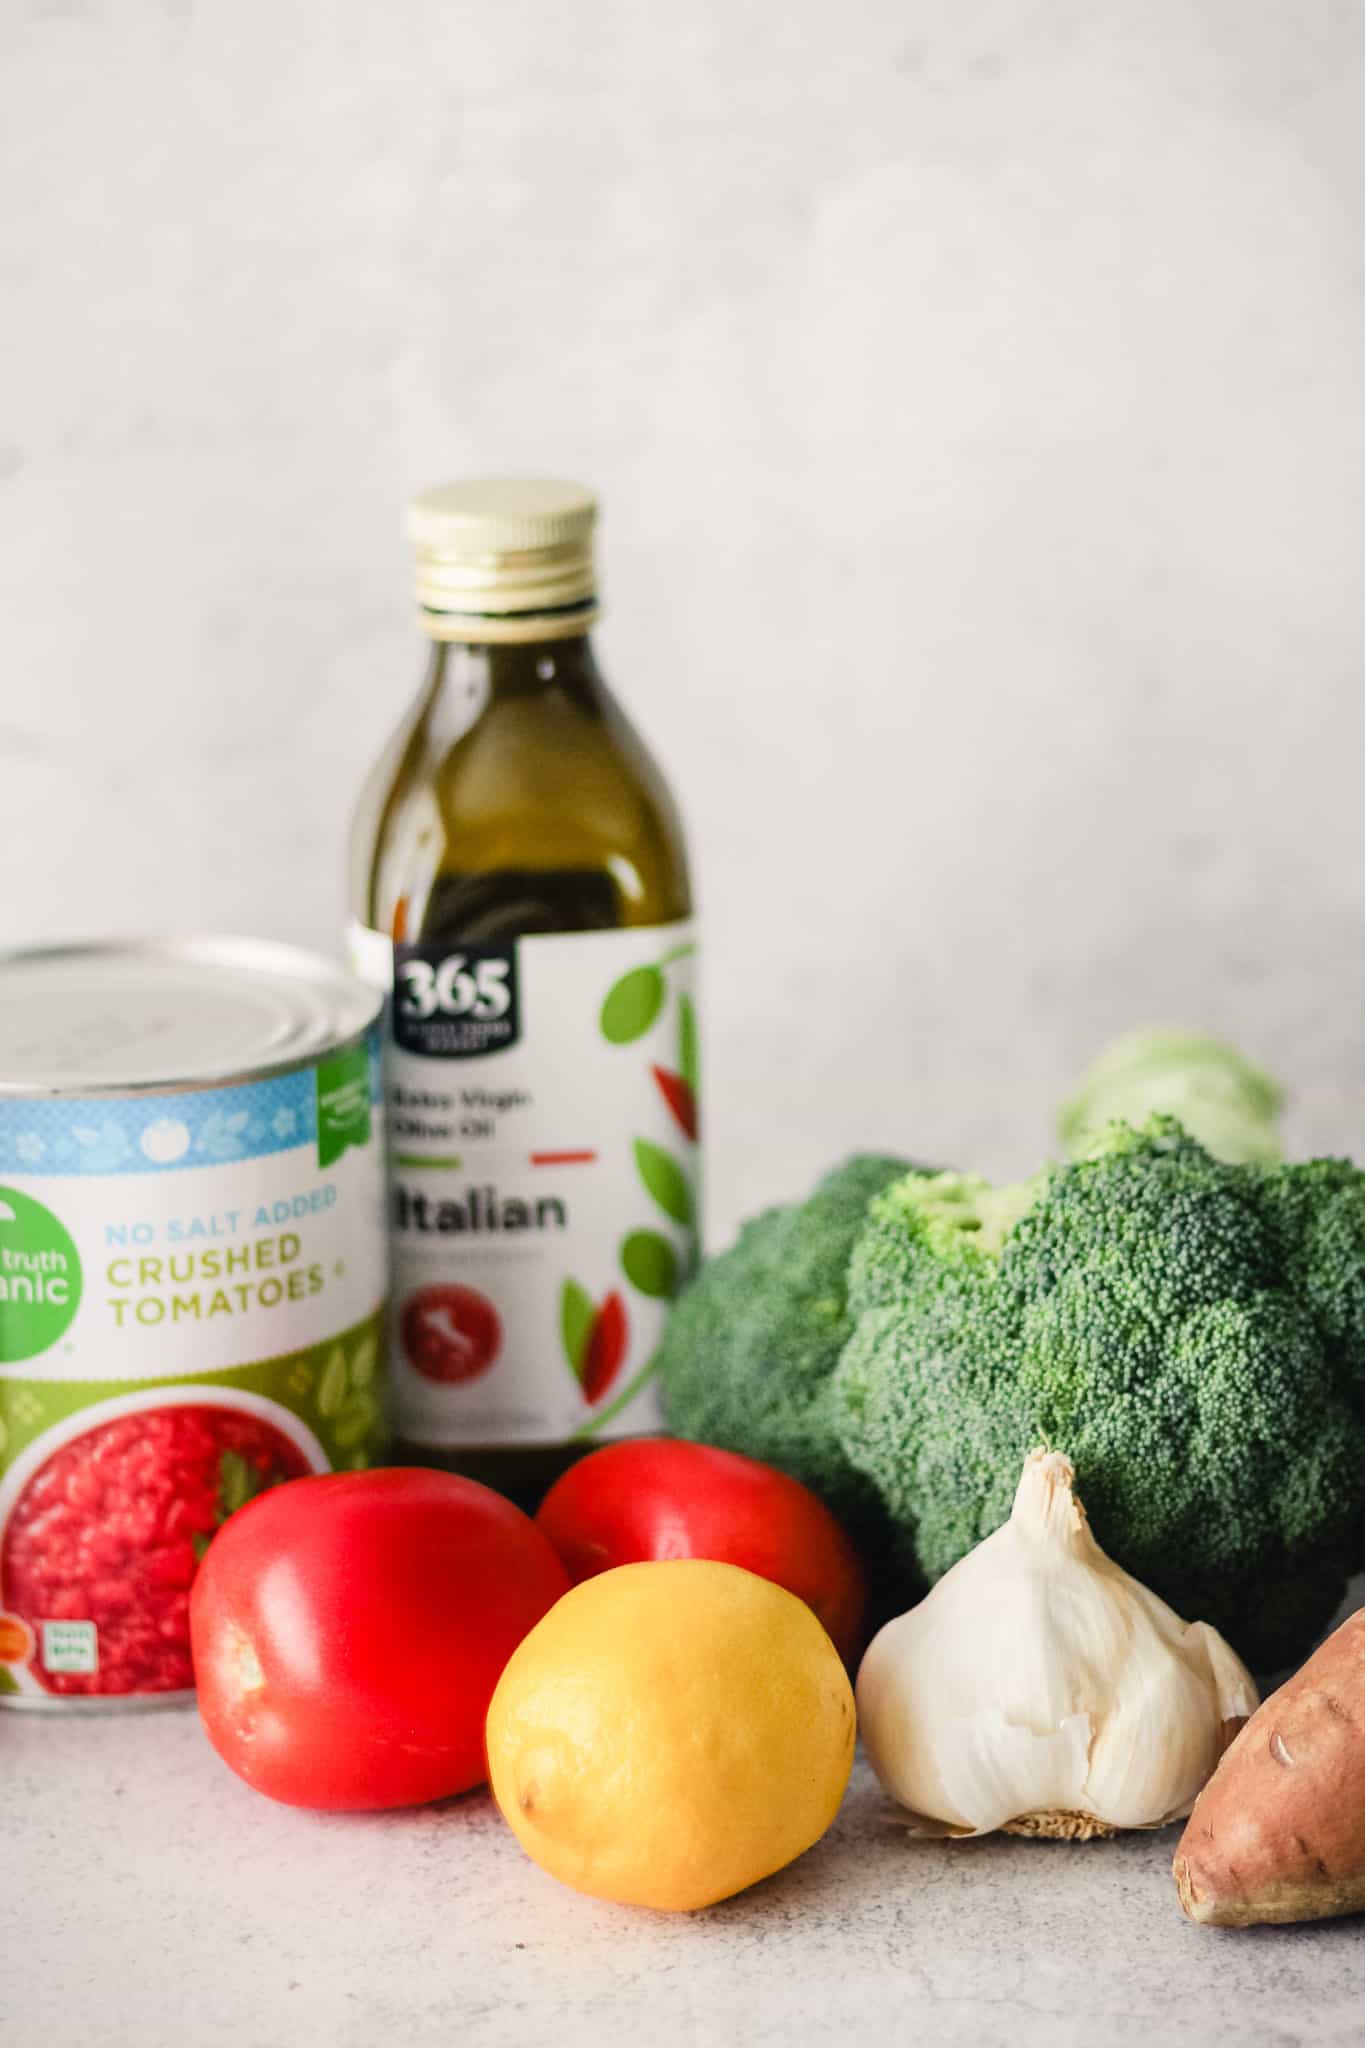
[348,919,699,1447]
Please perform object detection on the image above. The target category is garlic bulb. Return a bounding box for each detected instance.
[857,1449,1257,1839]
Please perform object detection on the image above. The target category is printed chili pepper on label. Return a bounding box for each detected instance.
[560,1279,629,1405]
[650,1067,698,1142]
[580,1293,628,1404]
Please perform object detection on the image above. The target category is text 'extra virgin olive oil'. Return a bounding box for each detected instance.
[348,478,697,1505]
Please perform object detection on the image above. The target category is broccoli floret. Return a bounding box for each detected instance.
[1059,1027,1285,1164]
[658,1154,913,1532]
[833,1117,1365,1670]
[1254,1155,1365,1370]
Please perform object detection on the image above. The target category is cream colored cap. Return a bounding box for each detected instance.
[409,476,599,641]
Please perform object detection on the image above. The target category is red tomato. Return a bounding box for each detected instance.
[536,1440,867,1665]
[191,1468,569,1810]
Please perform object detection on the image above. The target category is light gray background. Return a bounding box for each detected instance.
[5,0,1365,1236]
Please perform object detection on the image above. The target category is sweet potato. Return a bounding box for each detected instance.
[1174,1608,1365,1926]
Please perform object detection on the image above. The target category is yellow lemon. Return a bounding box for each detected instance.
[485,1558,855,1911]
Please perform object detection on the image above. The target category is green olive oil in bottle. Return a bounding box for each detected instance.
[348,479,697,1504]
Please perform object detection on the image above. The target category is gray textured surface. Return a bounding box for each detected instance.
[5,1711,1364,2047]
[5,2,1365,1237]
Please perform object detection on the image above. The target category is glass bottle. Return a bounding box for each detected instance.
[348,479,697,1507]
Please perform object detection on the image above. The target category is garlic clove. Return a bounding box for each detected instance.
[856,1449,1258,1839]
[921,1708,1095,1840]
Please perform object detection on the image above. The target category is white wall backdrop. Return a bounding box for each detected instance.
[4,0,1365,1234]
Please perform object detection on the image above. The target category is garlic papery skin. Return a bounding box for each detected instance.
[856,1450,1258,1839]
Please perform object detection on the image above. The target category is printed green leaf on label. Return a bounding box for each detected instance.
[333,1393,381,1449]
[217,1449,256,1519]
[348,1334,377,1389]
[620,1230,679,1300]
[600,966,665,1045]
[677,993,699,1095]
[317,1346,349,1419]
[560,1277,595,1377]
[633,1139,693,1226]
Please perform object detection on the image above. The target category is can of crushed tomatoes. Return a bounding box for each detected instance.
[0,939,388,1709]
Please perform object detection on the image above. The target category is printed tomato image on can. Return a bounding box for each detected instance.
[0,1391,324,1701]
[401,1284,503,1384]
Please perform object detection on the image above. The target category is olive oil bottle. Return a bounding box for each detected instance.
[348,479,697,1504]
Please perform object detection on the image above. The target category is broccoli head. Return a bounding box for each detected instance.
[833,1118,1365,1670]
[658,1154,912,1533]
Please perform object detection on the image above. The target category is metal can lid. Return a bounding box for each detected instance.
[0,938,382,1096]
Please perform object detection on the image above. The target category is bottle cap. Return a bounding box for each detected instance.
[408,477,599,642]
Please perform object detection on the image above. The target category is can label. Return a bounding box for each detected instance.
[0,1032,387,1707]
[350,920,699,1450]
